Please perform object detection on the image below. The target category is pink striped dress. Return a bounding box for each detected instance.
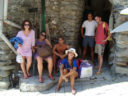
[16,30,35,57]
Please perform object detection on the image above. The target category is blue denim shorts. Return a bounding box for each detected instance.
[83,36,95,47]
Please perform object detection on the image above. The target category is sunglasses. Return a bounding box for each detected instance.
[41,34,46,37]
[24,24,30,26]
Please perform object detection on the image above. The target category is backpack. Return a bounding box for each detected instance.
[102,22,112,41]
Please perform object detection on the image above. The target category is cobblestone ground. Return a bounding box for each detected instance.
[0,67,128,96]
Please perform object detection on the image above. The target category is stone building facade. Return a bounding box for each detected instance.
[108,0,128,75]
[0,0,42,89]
[0,0,128,89]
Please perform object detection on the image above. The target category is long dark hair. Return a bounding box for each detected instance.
[22,20,32,30]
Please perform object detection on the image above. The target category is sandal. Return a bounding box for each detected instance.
[96,71,102,75]
[72,89,77,95]
[56,86,61,91]
[49,75,55,80]
[39,77,44,83]
[24,75,28,79]
[27,73,32,77]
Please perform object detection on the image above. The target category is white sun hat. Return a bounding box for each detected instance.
[65,48,78,57]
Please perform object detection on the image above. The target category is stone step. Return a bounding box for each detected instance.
[0,65,15,71]
[0,79,10,90]
[19,75,58,92]
[0,42,11,51]
[115,65,128,75]
[0,54,15,61]
[19,67,112,92]
[0,70,10,77]
[0,60,13,66]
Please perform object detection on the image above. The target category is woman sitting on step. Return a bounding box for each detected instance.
[56,48,78,95]
[16,20,35,79]
[34,32,54,83]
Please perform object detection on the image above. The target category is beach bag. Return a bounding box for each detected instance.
[16,54,23,63]
[37,45,52,57]
[79,60,93,78]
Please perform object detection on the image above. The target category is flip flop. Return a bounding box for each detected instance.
[24,75,28,79]
[27,73,32,77]
[56,87,61,92]
[39,77,44,83]
[49,75,55,80]
[72,89,77,95]
[96,71,102,75]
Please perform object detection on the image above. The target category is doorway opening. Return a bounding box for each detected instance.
[81,0,112,65]
[83,0,112,23]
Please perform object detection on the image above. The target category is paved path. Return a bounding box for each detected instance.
[0,67,128,96]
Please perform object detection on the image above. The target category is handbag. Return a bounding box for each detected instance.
[37,44,52,57]
[16,54,23,63]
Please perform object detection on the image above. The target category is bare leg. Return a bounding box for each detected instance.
[37,56,43,78]
[26,56,32,76]
[56,69,68,90]
[20,56,27,77]
[45,57,53,75]
[53,54,57,73]
[70,71,78,94]
[97,54,103,73]
[70,71,78,89]
[82,47,87,59]
[90,47,95,66]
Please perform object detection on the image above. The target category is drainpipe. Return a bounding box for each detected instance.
[41,0,45,31]
[41,0,51,41]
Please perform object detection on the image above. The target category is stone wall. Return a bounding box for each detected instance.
[45,0,85,48]
[0,0,42,89]
[109,0,128,75]
[3,0,42,38]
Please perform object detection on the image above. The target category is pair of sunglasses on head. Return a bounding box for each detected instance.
[41,33,46,37]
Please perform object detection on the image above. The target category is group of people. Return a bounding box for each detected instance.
[16,12,111,94]
[81,13,111,75]
[16,20,78,94]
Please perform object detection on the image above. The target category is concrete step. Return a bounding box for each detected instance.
[19,67,112,92]
[19,75,58,92]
